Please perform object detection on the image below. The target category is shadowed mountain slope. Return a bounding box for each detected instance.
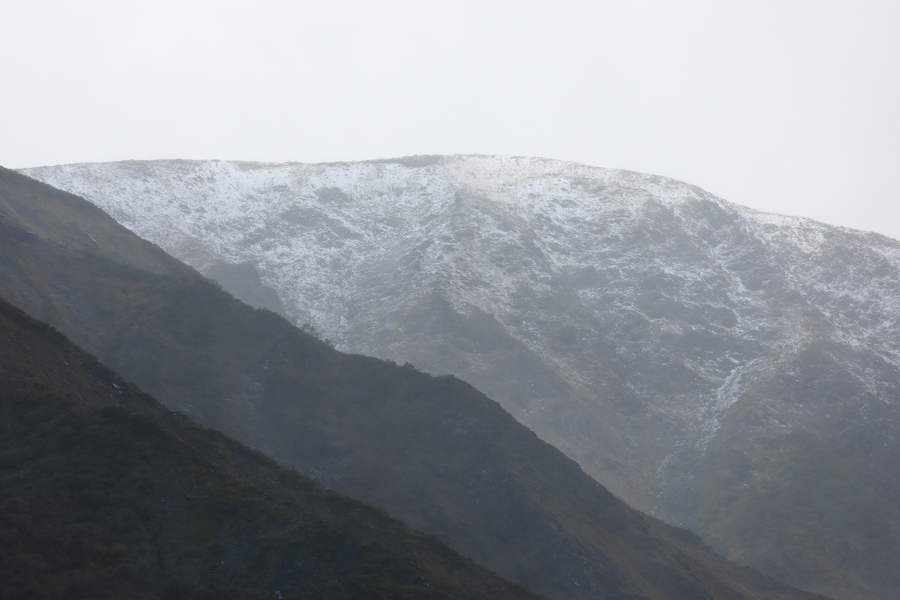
[21,156,900,599]
[0,165,825,600]
[0,296,544,600]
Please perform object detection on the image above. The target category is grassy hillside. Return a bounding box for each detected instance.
[0,166,825,600]
[0,296,544,600]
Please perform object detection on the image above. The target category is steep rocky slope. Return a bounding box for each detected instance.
[0,166,825,600]
[22,155,900,600]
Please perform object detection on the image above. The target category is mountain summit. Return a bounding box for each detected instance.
[23,155,900,599]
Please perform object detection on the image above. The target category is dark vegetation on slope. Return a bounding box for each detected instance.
[0,166,825,600]
[0,297,543,600]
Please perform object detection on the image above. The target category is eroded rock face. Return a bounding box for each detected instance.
[24,155,900,599]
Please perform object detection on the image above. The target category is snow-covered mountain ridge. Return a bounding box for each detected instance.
[22,155,900,599]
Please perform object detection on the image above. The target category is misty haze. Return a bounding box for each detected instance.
[3,2,899,599]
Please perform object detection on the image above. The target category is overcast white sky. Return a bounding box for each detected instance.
[3,1,899,239]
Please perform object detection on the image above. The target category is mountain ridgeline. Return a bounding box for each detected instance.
[0,296,544,600]
[0,166,825,600]
[21,156,900,600]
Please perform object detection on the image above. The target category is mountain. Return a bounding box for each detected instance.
[0,296,544,600]
[0,165,823,600]
[20,155,900,600]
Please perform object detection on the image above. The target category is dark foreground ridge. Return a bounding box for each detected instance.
[0,296,544,600]
[0,166,826,600]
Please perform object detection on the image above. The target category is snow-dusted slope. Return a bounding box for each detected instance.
[23,156,900,599]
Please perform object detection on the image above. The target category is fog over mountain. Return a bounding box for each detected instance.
[23,155,900,599]
[2,164,829,600]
